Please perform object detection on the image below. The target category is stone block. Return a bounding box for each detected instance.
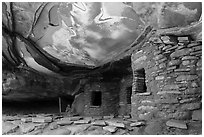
[105,120,125,128]
[166,45,178,51]
[163,84,179,90]
[32,117,52,123]
[174,68,191,72]
[42,128,71,135]
[130,121,145,127]
[196,60,202,66]
[158,98,178,104]
[170,49,191,58]
[155,76,165,80]
[158,57,167,63]
[21,117,32,123]
[176,75,198,81]
[159,63,166,69]
[181,56,198,60]
[154,54,164,61]
[166,119,187,129]
[192,110,202,121]
[177,37,189,42]
[153,50,162,56]
[167,66,177,71]
[138,106,156,111]
[190,50,202,56]
[187,41,201,48]
[103,115,114,119]
[179,98,196,104]
[163,45,172,51]
[168,59,181,66]
[184,88,200,95]
[103,126,117,133]
[181,102,201,110]
[157,90,182,95]
[171,111,191,120]
[91,120,106,126]
[136,92,151,96]
[56,119,73,126]
[182,60,190,66]
[74,119,91,124]
[19,123,40,133]
[150,37,163,44]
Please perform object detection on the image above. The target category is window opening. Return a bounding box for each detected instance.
[91,91,102,106]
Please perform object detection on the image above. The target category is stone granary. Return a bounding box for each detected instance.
[2,2,202,125]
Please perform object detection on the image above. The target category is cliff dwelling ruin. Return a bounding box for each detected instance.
[2,2,202,135]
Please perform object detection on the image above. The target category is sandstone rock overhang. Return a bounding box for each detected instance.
[2,2,202,78]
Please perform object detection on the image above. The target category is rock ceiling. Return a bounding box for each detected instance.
[2,2,202,77]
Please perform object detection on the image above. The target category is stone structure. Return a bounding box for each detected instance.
[131,33,202,121]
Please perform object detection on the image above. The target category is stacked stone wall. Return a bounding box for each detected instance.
[83,82,120,116]
[131,34,202,120]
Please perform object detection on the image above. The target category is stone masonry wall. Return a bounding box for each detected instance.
[83,81,120,116]
[131,34,202,121]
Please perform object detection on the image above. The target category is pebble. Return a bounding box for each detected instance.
[166,119,187,129]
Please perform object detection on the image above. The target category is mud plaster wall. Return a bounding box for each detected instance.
[83,82,120,116]
[131,35,202,121]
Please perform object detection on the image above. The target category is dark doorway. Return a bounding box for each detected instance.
[91,91,102,107]
[126,86,132,104]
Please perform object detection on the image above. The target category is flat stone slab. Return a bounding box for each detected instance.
[32,117,52,123]
[130,121,145,127]
[3,115,21,121]
[103,126,117,133]
[192,110,202,121]
[2,122,19,134]
[91,120,106,126]
[21,117,32,123]
[68,116,83,121]
[74,119,91,124]
[66,124,91,135]
[166,119,187,129]
[56,119,73,126]
[42,128,71,135]
[105,120,125,128]
[19,123,41,133]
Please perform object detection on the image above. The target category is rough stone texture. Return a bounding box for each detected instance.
[192,110,202,121]
[2,122,19,134]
